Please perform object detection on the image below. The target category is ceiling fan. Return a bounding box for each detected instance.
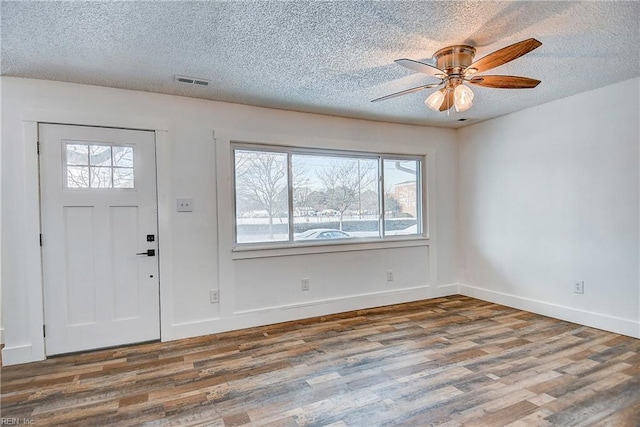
[372,38,542,113]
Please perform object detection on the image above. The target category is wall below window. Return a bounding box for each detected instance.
[458,77,640,338]
[233,246,429,314]
[0,77,458,365]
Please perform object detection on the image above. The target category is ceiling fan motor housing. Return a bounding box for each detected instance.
[433,45,476,75]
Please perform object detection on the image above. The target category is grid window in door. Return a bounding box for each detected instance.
[65,142,135,189]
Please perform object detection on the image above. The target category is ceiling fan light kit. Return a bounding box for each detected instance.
[373,38,542,114]
[424,90,445,110]
[453,84,474,112]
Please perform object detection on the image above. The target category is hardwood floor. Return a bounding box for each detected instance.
[1,296,639,426]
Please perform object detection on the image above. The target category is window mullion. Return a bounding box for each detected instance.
[109,146,114,188]
[417,160,423,235]
[379,156,385,238]
[287,152,294,242]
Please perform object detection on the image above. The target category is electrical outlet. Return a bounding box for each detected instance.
[386,270,394,281]
[301,278,310,291]
[177,198,193,212]
[210,289,219,303]
[574,281,584,294]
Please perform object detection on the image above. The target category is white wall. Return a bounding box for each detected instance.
[0,77,458,365]
[458,78,640,338]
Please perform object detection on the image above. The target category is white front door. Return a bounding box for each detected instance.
[39,124,160,355]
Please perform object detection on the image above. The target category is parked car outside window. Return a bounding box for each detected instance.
[296,229,351,240]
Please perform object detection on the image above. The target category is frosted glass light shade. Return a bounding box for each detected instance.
[454,84,474,112]
[425,90,445,111]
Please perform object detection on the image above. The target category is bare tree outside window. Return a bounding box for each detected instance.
[234,150,289,242]
[292,161,312,218]
[67,166,90,188]
[315,157,377,230]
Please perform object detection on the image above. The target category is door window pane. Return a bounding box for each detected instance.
[89,145,112,166]
[113,168,134,188]
[234,150,289,243]
[113,146,134,167]
[67,166,90,188]
[90,167,113,188]
[67,144,88,165]
[384,159,420,236]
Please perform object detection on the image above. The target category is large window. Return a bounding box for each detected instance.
[233,145,424,245]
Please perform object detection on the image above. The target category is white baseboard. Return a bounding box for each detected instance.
[163,284,455,342]
[0,284,460,365]
[459,283,640,339]
[1,344,34,366]
[10,284,633,366]
[434,283,460,297]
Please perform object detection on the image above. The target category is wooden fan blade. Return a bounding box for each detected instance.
[439,89,454,111]
[468,75,541,89]
[465,38,542,75]
[395,59,447,77]
[371,83,441,102]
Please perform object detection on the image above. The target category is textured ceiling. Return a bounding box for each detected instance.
[1,1,639,128]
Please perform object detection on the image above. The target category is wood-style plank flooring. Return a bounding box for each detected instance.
[1,296,639,426]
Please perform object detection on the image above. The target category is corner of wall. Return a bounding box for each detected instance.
[459,283,639,339]
[433,283,460,298]
[453,122,465,287]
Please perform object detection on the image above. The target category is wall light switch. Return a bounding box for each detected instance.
[177,198,193,212]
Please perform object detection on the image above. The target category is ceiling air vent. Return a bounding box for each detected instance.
[175,75,210,87]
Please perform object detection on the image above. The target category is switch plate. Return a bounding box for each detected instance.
[210,289,219,303]
[177,198,193,212]
[386,270,394,281]
[574,281,584,294]
[301,278,310,291]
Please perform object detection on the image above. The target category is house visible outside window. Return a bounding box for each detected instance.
[233,144,425,245]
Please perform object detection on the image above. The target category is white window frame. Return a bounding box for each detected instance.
[231,142,428,251]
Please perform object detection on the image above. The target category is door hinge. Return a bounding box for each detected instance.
[37,141,40,155]
[43,325,46,337]
[40,234,43,246]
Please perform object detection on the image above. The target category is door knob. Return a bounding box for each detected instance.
[136,249,156,256]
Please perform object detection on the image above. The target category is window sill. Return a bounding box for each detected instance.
[231,236,430,260]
